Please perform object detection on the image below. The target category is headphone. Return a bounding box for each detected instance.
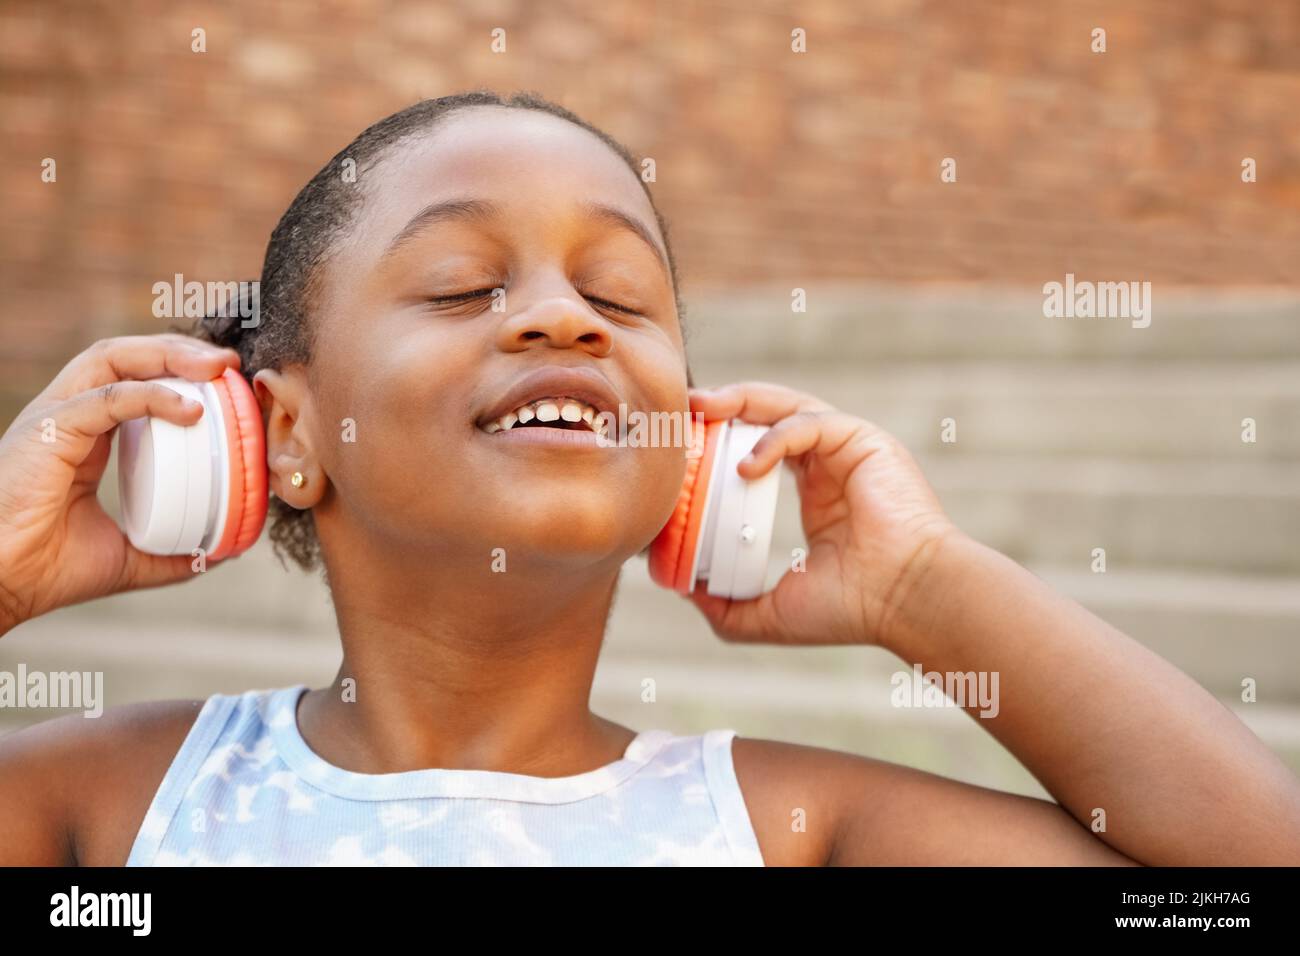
[117,372,780,598]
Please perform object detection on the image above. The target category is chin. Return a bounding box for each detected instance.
[481,500,649,570]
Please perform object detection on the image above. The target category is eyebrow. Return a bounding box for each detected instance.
[382,198,498,259]
[380,197,670,279]
[578,201,671,279]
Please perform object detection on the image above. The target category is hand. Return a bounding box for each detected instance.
[683,381,961,647]
[0,334,242,634]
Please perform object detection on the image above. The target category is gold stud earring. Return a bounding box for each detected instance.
[290,471,305,489]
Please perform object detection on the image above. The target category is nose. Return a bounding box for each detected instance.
[495,294,613,358]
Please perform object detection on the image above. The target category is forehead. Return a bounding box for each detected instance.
[353,105,660,248]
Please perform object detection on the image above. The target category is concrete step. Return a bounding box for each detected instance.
[717,456,1298,575]
[63,516,341,633]
[3,613,1298,796]
[606,560,1300,702]
[692,359,1300,460]
[682,284,1300,362]
[921,455,1299,574]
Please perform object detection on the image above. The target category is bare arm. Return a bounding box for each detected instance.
[868,531,1300,866]
[0,699,203,866]
[733,736,1139,866]
[0,718,79,865]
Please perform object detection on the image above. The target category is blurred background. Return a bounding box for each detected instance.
[2,0,1298,798]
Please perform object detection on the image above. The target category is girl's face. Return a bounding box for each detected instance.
[300,106,688,570]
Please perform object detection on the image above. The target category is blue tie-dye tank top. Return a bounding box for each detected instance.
[125,684,765,866]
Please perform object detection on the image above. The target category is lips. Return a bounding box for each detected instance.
[475,365,621,433]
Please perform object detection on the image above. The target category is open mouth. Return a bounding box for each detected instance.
[479,396,610,439]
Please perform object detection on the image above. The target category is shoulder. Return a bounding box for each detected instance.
[728,735,873,866]
[729,734,1014,866]
[730,735,1139,866]
[0,697,206,865]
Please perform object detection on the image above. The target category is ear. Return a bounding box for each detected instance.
[253,367,327,508]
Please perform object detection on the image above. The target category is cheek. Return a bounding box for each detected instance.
[312,334,468,531]
[639,439,688,525]
[640,367,693,515]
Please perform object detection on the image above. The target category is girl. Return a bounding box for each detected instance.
[0,91,1296,866]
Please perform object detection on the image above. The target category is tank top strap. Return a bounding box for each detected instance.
[701,729,765,866]
[124,687,266,866]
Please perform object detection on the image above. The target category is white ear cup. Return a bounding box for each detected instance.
[118,376,229,556]
[693,421,781,599]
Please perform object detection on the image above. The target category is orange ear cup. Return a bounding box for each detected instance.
[648,418,724,592]
[206,367,268,561]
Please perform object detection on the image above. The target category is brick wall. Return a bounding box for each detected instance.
[2,0,1298,409]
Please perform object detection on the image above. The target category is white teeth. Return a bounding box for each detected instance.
[481,396,602,433]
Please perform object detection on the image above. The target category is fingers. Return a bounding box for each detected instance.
[739,410,887,483]
[685,586,789,645]
[118,548,225,593]
[688,381,834,426]
[44,334,240,403]
[690,379,891,484]
[54,381,206,446]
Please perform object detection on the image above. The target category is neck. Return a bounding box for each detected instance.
[297,530,633,776]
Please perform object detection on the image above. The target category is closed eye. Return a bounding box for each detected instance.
[582,294,640,316]
[426,288,496,305]
[427,288,641,316]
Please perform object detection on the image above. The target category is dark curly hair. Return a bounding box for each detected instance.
[188,90,687,575]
